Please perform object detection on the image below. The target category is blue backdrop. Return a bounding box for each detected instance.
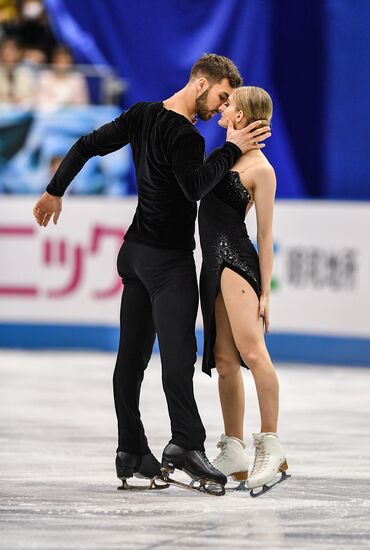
[44,0,370,199]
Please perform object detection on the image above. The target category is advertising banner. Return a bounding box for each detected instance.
[246,201,370,338]
[0,197,136,324]
[1,198,369,364]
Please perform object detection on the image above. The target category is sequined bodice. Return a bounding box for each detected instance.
[212,171,251,217]
[198,168,260,301]
[198,167,260,312]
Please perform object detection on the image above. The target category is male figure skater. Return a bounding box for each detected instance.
[33,54,271,493]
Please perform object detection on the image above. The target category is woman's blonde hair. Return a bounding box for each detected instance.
[233,86,273,127]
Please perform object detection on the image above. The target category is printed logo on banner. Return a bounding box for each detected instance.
[261,241,359,293]
[284,247,358,290]
[0,197,139,325]
[0,224,125,299]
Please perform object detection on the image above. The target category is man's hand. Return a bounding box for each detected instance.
[226,119,271,154]
[33,192,62,227]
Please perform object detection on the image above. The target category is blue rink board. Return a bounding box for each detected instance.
[0,323,369,367]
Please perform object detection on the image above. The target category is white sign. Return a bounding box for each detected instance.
[0,197,136,324]
[0,198,369,339]
[264,202,369,337]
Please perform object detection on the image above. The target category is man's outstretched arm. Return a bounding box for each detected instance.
[33,110,132,227]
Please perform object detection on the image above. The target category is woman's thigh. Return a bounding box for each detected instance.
[214,291,240,368]
[220,267,265,351]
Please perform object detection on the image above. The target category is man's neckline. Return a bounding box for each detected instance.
[161,102,193,124]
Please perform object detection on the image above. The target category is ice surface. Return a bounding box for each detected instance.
[1,351,370,549]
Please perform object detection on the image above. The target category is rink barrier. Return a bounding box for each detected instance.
[1,200,370,365]
[0,323,369,367]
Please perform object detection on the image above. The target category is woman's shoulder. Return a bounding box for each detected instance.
[250,162,276,200]
[238,157,275,185]
[235,152,273,173]
[252,160,275,178]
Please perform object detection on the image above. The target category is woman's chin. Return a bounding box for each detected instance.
[218,119,227,128]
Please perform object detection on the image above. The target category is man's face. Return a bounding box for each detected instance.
[195,78,234,121]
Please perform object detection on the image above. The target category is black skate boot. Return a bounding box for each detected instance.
[136,452,162,478]
[160,443,227,496]
[116,451,137,480]
[116,451,168,491]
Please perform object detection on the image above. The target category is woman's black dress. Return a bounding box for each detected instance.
[198,170,261,376]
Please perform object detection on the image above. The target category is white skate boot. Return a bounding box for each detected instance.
[247,432,290,497]
[212,434,249,487]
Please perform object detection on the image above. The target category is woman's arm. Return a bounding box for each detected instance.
[252,164,277,332]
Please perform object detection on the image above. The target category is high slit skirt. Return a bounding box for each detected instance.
[199,233,261,376]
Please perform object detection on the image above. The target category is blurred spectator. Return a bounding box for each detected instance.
[21,44,46,75]
[18,0,56,62]
[0,35,36,105]
[36,44,90,107]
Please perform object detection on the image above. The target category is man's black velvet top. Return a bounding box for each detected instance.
[46,101,242,250]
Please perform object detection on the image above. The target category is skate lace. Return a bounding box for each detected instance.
[250,440,270,475]
[199,451,218,471]
[213,440,228,464]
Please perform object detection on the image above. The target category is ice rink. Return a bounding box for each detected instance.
[1,350,370,550]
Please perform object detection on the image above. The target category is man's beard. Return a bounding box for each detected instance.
[195,89,215,121]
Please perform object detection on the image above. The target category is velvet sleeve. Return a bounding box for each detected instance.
[46,109,132,197]
[171,130,242,202]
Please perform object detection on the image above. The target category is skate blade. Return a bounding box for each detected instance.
[160,467,225,497]
[118,477,169,491]
[213,470,248,492]
[249,469,291,498]
[233,480,248,491]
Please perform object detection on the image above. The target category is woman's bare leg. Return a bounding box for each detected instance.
[220,268,279,433]
[214,293,245,439]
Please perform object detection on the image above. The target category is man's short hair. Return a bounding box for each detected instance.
[190,53,243,88]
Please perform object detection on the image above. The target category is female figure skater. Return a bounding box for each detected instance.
[199,86,288,492]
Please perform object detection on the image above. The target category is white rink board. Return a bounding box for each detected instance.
[0,197,137,325]
[0,197,369,339]
[245,201,370,337]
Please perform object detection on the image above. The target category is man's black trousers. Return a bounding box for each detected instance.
[113,240,206,455]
